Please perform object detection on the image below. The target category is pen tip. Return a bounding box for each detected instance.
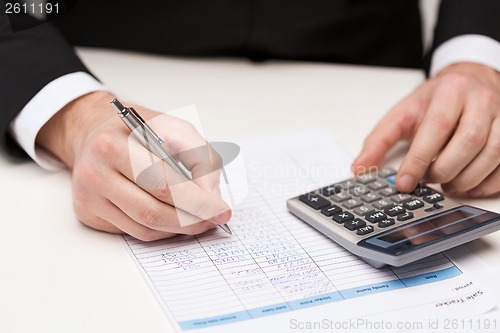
[219,224,233,235]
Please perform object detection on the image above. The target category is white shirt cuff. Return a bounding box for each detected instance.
[430,34,500,77]
[8,72,107,171]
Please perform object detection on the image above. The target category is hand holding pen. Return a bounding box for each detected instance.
[37,91,231,240]
[111,98,232,235]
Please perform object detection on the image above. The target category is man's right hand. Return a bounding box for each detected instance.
[36,91,231,241]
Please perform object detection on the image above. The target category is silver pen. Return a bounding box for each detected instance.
[111,98,232,235]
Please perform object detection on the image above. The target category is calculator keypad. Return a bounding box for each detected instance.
[296,169,449,237]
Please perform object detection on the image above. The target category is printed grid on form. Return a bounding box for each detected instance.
[123,130,462,330]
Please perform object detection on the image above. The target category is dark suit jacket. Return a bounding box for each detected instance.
[1,0,500,157]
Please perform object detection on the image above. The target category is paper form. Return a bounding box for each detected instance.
[123,129,497,332]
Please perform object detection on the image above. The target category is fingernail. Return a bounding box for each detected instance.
[398,174,416,192]
[468,189,482,198]
[213,210,232,224]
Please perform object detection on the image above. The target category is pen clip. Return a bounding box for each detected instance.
[128,107,165,144]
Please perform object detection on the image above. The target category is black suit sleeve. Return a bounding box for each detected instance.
[0,7,90,157]
[425,0,500,74]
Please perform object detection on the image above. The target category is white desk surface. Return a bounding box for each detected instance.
[1,48,499,332]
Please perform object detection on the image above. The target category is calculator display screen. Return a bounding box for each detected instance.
[378,209,475,245]
[358,206,500,256]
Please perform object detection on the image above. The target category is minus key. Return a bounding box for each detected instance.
[321,205,342,216]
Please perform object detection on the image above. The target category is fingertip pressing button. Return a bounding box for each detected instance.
[398,174,415,192]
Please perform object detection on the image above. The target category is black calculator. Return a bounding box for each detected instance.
[287,168,500,267]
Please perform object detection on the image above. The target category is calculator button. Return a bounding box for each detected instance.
[321,205,342,216]
[351,184,370,196]
[335,180,357,191]
[378,167,396,178]
[412,186,433,197]
[353,205,375,216]
[384,204,406,217]
[378,218,395,228]
[403,198,425,210]
[368,180,388,190]
[423,192,444,203]
[357,225,375,235]
[372,199,392,210]
[332,211,354,223]
[424,203,444,213]
[342,198,363,209]
[344,218,366,231]
[379,186,399,197]
[390,193,412,203]
[361,192,381,203]
[366,211,387,223]
[386,175,396,185]
[322,185,342,196]
[299,193,330,210]
[356,173,377,184]
[332,192,352,203]
[397,212,414,221]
